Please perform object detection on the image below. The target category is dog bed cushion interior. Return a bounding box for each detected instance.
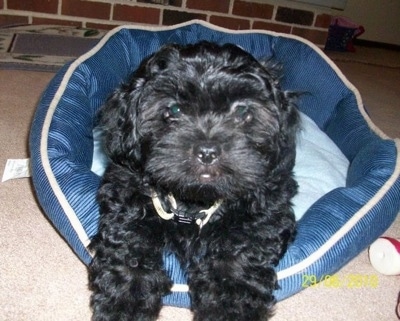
[30,21,400,308]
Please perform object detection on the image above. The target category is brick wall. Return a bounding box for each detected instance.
[0,0,334,46]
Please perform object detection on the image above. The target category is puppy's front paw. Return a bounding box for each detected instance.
[90,267,172,321]
[191,277,275,321]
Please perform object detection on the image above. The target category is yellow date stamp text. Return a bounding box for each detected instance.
[302,274,379,289]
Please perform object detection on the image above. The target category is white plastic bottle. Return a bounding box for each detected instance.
[369,237,400,275]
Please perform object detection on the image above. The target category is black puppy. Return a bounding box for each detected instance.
[89,41,299,321]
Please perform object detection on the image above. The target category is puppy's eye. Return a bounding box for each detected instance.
[234,104,253,123]
[236,104,247,116]
[163,104,182,121]
[169,104,181,116]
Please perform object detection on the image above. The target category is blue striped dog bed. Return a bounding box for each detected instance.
[30,20,400,307]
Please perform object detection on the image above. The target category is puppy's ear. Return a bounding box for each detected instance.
[259,58,300,139]
[279,90,300,141]
[97,79,143,169]
[97,44,182,168]
[258,57,283,84]
[259,58,300,170]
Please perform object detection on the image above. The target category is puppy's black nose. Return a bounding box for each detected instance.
[194,143,220,165]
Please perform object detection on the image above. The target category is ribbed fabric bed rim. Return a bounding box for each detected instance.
[37,20,399,292]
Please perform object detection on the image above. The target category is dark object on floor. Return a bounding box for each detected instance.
[325,16,365,52]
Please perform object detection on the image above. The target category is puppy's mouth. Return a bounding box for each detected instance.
[199,173,213,183]
[197,167,220,183]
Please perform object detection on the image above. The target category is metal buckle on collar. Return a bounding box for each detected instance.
[173,212,197,225]
[151,189,222,229]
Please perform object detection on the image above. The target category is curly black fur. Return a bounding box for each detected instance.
[89,41,299,321]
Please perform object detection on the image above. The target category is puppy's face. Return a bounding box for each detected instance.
[100,42,298,201]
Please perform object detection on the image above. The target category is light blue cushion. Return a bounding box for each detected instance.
[292,112,349,220]
[30,21,400,307]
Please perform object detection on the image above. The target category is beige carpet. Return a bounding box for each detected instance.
[326,46,400,69]
[1,53,399,321]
